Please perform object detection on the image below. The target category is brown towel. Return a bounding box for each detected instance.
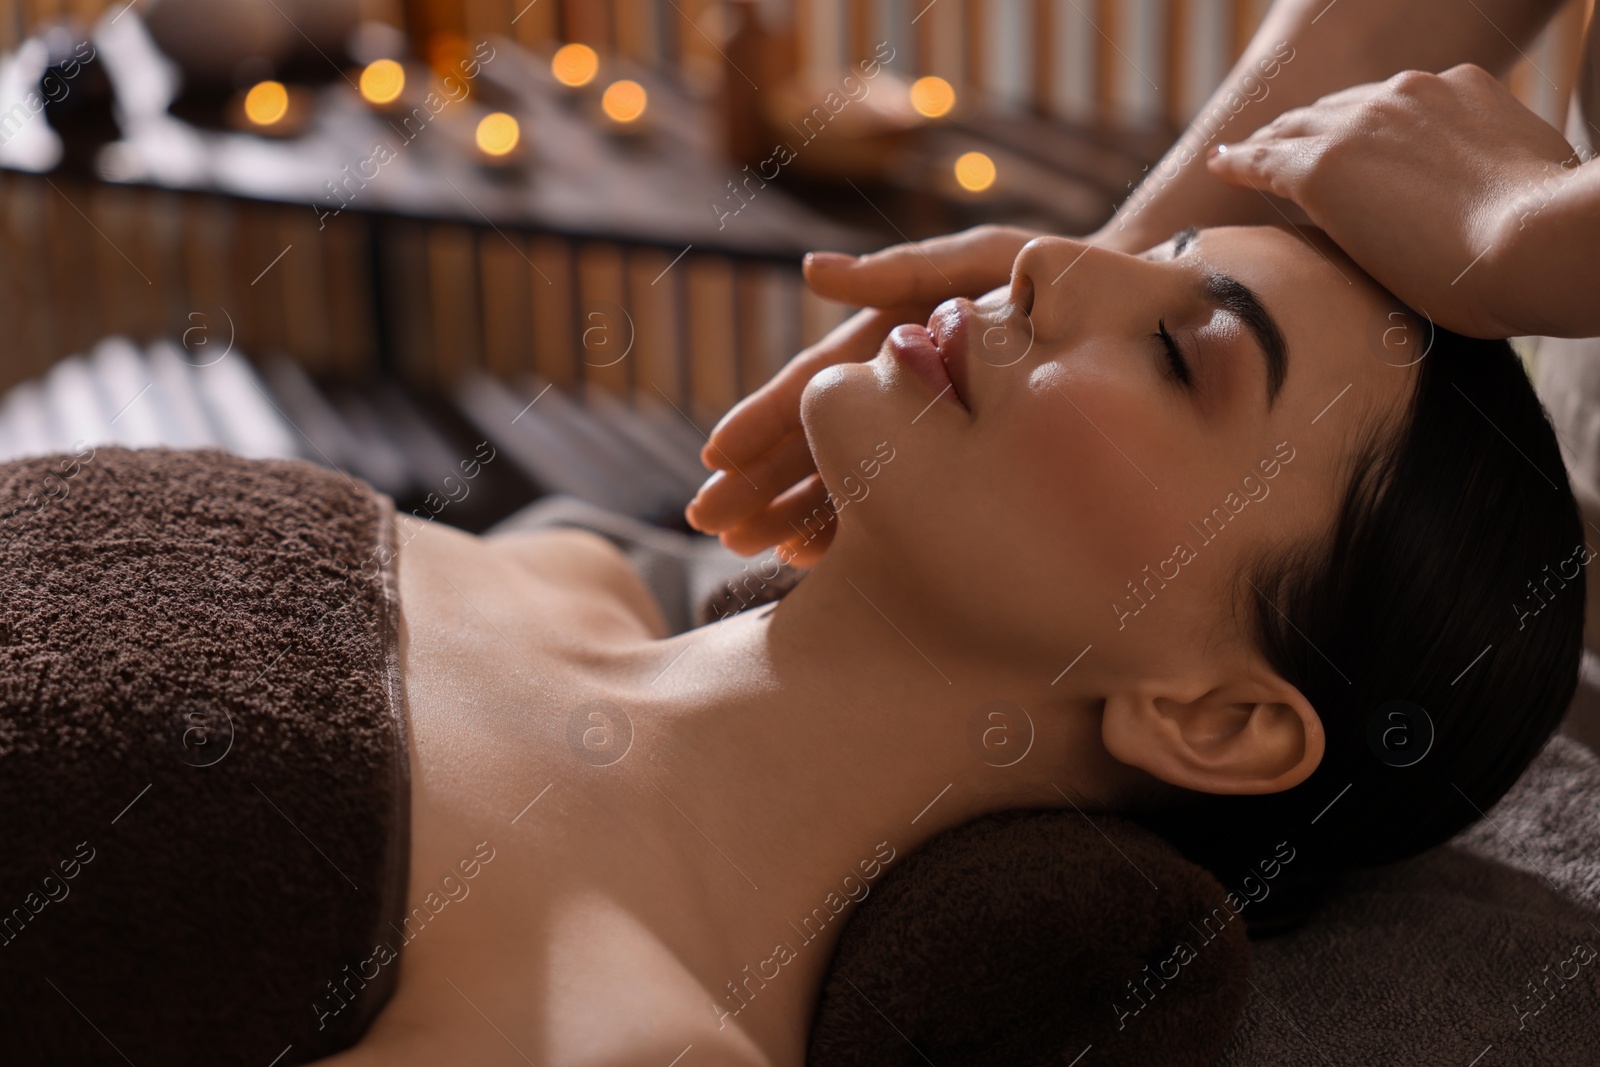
[806,807,1255,1067]
[1216,733,1600,1065]
[0,446,409,1065]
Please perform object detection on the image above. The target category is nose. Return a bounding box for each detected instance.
[1006,236,1169,349]
[1007,236,1097,345]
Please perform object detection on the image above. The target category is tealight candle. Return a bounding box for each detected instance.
[552,43,599,88]
[600,79,647,126]
[359,58,405,106]
[955,150,996,192]
[476,111,521,158]
[243,80,289,126]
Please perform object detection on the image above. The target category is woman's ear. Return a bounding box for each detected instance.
[1100,658,1324,796]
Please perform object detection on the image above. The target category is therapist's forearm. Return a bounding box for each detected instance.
[1095,0,1568,253]
[1492,160,1600,338]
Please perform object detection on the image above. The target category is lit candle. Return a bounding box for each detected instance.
[910,76,956,119]
[243,80,289,126]
[954,151,996,192]
[359,58,405,106]
[601,79,648,126]
[552,43,599,88]
[476,112,521,158]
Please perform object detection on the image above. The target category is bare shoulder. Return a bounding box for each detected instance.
[402,517,670,640]
[494,525,671,638]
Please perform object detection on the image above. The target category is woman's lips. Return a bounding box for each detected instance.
[928,300,972,405]
[887,319,969,413]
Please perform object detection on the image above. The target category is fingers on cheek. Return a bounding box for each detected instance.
[719,474,835,555]
[694,434,817,529]
[701,426,761,470]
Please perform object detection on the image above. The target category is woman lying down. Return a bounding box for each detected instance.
[0,225,1582,1067]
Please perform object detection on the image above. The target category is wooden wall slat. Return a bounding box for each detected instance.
[528,235,576,390]
[615,0,662,63]
[480,230,533,379]
[625,246,685,407]
[966,0,988,92]
[798,279,850,350]
[674,0,722,81]
[463,0,512,45]
[510,0,559,49]
[324,212,376,380]
[279,208,335,374]
[49,180,99,356]
[146,190,186,344]
[577,241,631,397]
[850,0,875,66]
[735,262,802,397]
[685,253,737,428]
[242,206,287,362]
[986,0,1032,111]
[91,183,154,344]
[1094,0,1118,118]
[428,224,483,381]
[0,179,23,389]
[562,0,610,49]
[181,197,235,371]
[1046,0,1096,120]
[914,0,937,76]
[383,219,434,384]
[3,177,53,382]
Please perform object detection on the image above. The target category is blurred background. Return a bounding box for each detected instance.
[0,0,1586,532]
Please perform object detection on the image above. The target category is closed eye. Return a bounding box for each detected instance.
[1155,319,1193,387]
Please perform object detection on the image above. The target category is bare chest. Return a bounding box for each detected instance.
[388,520,790,1064]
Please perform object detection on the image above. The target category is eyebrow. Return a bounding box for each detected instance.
[1170,226,1288,408]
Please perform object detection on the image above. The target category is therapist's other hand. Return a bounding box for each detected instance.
[1206,63,1582,337]
[687,224,1037,565]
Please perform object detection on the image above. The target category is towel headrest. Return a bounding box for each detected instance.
[807,806,1255,1066]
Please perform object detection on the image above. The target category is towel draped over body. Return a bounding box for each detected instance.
[0,446,410,1066]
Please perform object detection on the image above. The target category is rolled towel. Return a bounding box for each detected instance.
[806,807,1255,1067]
[0,446,409,1065]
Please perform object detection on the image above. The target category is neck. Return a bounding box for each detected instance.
[596,549,1125,1055]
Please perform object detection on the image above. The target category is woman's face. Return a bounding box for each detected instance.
[800,224,1422,677]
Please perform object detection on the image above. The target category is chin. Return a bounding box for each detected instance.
[802,357,890,471]
[798,358,927,545]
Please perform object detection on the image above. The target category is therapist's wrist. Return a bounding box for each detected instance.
[1088,220,1160,254]
[1482,158,1600,338]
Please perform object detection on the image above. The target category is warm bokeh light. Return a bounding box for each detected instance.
[954,151,997,192]
[476,112,520,156]
[243,80,289,125]
[552,43,599,87]
[359,59,405,105]
[909,76,956,118]
[601,79,647,123]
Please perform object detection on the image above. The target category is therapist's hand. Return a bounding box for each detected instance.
[687,224,1037,565]
[1206,63,1582,338]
